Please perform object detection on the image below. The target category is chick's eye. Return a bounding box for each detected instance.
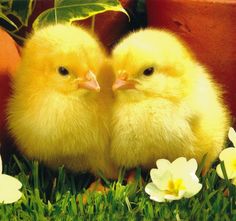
[143,67,154,76]
[58,66,69,76]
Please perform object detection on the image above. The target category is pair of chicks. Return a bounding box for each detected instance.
[7,24,230,179]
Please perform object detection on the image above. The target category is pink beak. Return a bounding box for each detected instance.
[78,71,100,92]
[112,75,137,91]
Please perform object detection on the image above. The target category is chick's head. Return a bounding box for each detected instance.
[19,24,105,96]
[112,29,197,101]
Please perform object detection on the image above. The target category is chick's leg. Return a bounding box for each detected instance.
[82,179,109,204]
[87,179,109,192]
[126,169,144,185]
[126,170,137,184]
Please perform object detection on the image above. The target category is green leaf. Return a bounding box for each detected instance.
[196,153,207,177]
[33,0,129,30]
[0,11,17,29]
[10,0,35,26]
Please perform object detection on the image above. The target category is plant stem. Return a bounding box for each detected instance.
[54,0,58,24]
[91,15,95,33]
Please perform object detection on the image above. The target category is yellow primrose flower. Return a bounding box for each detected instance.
[232,178,236,186]
[0,156,22,204]
[216,127,236,181]
[145,157,202,202]
[216,148,236,179]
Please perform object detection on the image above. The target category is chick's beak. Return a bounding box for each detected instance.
[78,71,100,92]
[112,75,137,91]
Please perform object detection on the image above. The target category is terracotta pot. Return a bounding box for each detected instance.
[0,28,21,136]
[147,0,236,120]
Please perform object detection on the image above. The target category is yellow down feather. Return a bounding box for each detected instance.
[7,24,118,178]
[110,29,230,171]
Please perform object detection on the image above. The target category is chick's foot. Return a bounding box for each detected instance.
[82,179,109,204]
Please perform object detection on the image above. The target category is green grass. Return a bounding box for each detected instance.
[1,153,236,221]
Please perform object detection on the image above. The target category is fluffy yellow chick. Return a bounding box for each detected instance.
[7,24,118,179]
[110,29,230,171]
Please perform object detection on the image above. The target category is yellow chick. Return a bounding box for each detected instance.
[7,24,118,179]
[110,29,230,171]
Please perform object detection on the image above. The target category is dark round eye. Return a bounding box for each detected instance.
[143,67,154,76]
[58,66,69,76]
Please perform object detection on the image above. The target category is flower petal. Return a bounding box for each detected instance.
[216,162,236,179]
[156,159,171,170]
[217,148,236,179]
[145,182,165,202]
[186,159,198,173]
[219,148,236,161]
[172,157,187,168]
[150,168,162,186]
[184,182,202,198]
[171,157,190,177]
[0,174,22,204]
[0,189,22,204]
[171,158,198,179]
[189,172,200,183]
[216,164,224,179]
[225,164,236,178]
[0,174,22,190]
[150,169,172,191]
[228,127,236,147]
[145,182,157,196]
[232,178,236,186]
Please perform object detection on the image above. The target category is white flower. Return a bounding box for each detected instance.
[216,127,236,183]
[228,127,236,148]
[145,157,202,202]
[0,156,22,204]
[216,148,236,179]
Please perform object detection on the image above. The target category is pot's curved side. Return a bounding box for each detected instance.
[147,0,236,119]
[0,29,21,135]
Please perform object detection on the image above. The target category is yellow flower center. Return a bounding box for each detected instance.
[165,179,186,196]
[231,160,236,171]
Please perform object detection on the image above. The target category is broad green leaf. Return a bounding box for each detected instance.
[33,0,129,30]
[0,11,17,29]
[10,0,35,26]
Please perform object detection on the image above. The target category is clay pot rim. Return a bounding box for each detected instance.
[160,0,236,4]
